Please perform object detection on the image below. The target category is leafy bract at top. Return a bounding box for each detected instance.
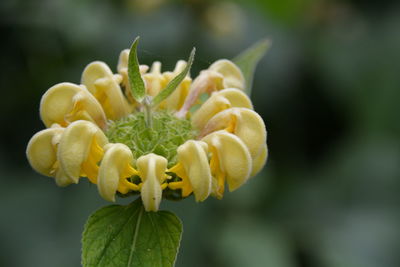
[152,48,196,107]
[128,37,147,103]
[233,39,271,95]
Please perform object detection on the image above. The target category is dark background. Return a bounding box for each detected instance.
[1,0,400,266]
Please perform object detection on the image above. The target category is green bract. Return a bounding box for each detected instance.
[152,48,196,107]
[233,39,271,95]
[128,37,146,102]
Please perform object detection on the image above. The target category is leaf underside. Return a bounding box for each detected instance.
[82,198,182,267]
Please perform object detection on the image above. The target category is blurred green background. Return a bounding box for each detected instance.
[1,0,400,266]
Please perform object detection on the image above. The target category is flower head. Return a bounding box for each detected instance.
[27,41,267,211]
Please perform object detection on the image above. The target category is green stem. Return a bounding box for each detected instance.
[143,96,153,128]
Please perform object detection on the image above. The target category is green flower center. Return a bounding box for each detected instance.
[105,110,196,167]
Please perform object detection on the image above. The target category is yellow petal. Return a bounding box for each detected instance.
[57,120,108,184]
[208,59,245,90]
[191,88,252,130]
[176,140,211,202]
[55,166,74,187]
[251,143,268,176]
[136,153,167,212]
[82,61,130,120]
[217,88,253,109]
[143,61,168,97]
[98,143,138,202]
[201,107,266,159]
[26,127,64,177]
[202,130,252,192]
[40,82,107,129]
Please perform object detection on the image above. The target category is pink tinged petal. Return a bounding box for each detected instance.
[176,70,224,118]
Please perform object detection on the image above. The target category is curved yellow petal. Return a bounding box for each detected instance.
[40,82,107,129]
[202,130,252,193]
[191,88,252,130]
[136,153,168,212]
[98,143,138,202]
[217,88,253,109]
[208,59,245,90]
[57,120,108,184]
[55,166,74,187]
[82,61,130,120]
[176,140,211,202]
[251,143,268,176]
[201,107,266,159]
[143,61,167,97]
[26,127,64,177]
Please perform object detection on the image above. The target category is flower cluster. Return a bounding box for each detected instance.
[26,48,267,211]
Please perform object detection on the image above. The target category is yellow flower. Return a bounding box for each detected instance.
[40,83,107,129]
[26,48,267,212]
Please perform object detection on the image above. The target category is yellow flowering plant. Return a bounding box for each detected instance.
[26,37,270,267]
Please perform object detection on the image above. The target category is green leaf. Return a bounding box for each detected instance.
[152,48,196,107]
[128,37,146,103]
[232,39,271,95]
[82,198,182,267]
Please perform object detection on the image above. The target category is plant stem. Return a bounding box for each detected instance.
[143,96,153,128]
